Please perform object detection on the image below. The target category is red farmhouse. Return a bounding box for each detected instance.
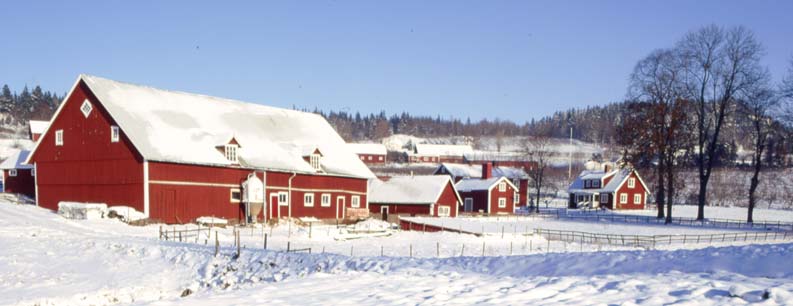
[455,166,518,215]
[1,149,36,199]
[347,143,387,165]
[26,75,375,224]
[567,167,649,210]
[368,175,461,220]
[434,162,530,207]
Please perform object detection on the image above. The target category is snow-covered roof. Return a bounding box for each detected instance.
[463,151,527,162]
[347,143,387,155]
[0,150,33,170]
[436,163,528,179]
[567,168,647,194]
[414,144,473,156]
[368,175,459,204]
[29,75,374,179]
[28,120,49,135]
[455,176,517,192]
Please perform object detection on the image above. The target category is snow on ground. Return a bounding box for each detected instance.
[614,205,793,223]
[3,201,793,305]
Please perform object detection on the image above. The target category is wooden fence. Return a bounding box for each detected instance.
[534,228,793,248]
[516,209,793,232]
[159,225,212,242]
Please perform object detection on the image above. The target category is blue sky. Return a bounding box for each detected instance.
[1,1,791,122]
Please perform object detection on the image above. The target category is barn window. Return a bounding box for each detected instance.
[600,194,608,203]
[224,145,239,163]
[498,182,506,192]
[360,156,365,160]
[110,126,120,143]
[80,99,93,118]
[304,193,314,207]
[619,193,627,204]
[367,156,372,161]
[9,169,17,177]
[634,194,641,204]
[321,194,331,207]
[351,195,361,208]
[310,154,321,171]
[230,188,242,203]
[278,192,288,206]
[514,191,519,204]
[498,197,506,208]
[378,156,383,161]
[55,129,64,146]
[438,206,451,217]
[628,178,636,188]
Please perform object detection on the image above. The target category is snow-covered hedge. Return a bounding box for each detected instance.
[57,202,108,220]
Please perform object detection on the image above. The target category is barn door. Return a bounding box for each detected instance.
[336,196,345,220]
[270,194,279,219]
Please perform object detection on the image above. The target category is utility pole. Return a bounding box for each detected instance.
[568,127,573,180]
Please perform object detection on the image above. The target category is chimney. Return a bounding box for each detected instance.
[482,162,493,179]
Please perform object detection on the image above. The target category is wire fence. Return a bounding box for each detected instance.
[534,228,793,248]
[159,225,212,242]
[515,209,793,231]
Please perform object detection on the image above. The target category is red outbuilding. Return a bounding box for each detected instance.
[347,143,387,165]
[1,149,36,200]
[434,162,530,207]
[368,175,461,221]
[455,164,518,215]
[26,75,375,224]
[567,167,649,210]
[408,144,473,164]
[29,120,49,142]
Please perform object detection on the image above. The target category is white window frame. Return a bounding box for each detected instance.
[278,192,288,206]
[367,156,372,161]
[80,99,93,118]
[310,154,321,170]
[378,156,383,161]
[55,129,64,146]
[230,188,242,203]
[619,193,627,204]
[111,126,120,143]
[634,194,641,204]
[321,193,331,207]
[438,206,451,217]
[498,197,506,208]
[513,191,519,204]
[9,169,17,177]
[351,195,360,208]
[224,145,239,163]
[628,178,636,188]
[600,194,608,203]
[498,182,506,192]
[304,193,314,207]
[360,156,365,160]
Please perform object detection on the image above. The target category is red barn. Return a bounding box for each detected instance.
[1,150,36,199]
[433,162,530,207]
[29,120,49,142]
[368,175,461,220]
[567,167,649,210]
[455,165,518,215]
[25,75,375,224]
[347,143,387,165]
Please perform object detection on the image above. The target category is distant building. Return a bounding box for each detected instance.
[455,163,518,215]
[433,162,530,207]
[567,166,649,210]
[347,143,387,165]
[462,151,538,169]
[368,175,461,221]
[29,120,49,142]
[408,144,473,164]
[0,149,35,199]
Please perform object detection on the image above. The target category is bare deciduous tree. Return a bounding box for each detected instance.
[677,25,767,220]
[524,130,552,213]
[739,77,777,223]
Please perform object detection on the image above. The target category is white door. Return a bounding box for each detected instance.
[336,196,345,219]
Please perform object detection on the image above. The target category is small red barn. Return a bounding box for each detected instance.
[1,149,36,199]
[347,143,387,165]
[455,169,518,215]
[368,175,461,220]
[26,75,375,224]
[29,120,49,142]
[567,167,649,210]
[408,144,473,164]
[434,162,530,207]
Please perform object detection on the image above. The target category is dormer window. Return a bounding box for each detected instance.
[225,144,239,163]
[310,153,321,170]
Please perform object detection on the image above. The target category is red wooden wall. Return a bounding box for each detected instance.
[612,172,646,210]
[3,169,36,199]
[489,180,516,214]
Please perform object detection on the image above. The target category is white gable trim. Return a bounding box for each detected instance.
[431,177,463,209]
[24,76,82,165]
[486,177,519,192]
[610,170,650,194]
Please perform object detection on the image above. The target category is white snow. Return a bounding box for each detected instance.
[0,149,33,170]
[108,206,146,222]
[368,175,457,204]
[28,120,49,135]
[196,216,229,226]
[414,143,474,156]
[2,200,793,305]
[615,205,793,223]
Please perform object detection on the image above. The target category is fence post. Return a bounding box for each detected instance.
[482,241,485,256]
[214,231,219,257]
[309,222,313,239]
[351,245,354,256]
[461,244,465,257]
[159,226,163,240]
[510,241,513,255]
[381,245,384,257]
[264,233,268,250]
[501,226,505,239]
[436,242,440,257]
[409,244,412,258]
[236,231,241,257]
[287,241,291,252]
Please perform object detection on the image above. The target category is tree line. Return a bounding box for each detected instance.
[0,84,62,130]
[617,24,793,224]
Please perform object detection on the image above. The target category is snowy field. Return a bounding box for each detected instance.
[613,204,793,222]
[2,201,793,305]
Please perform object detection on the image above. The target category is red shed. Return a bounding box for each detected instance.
[1,149,36,199]
[455,175,518,215]
[368,175,461,220]
[434,162,530,207]
[26,75,375,224]
[567,167,649,210]
[347,143,387,165]
[29,120,49,142]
